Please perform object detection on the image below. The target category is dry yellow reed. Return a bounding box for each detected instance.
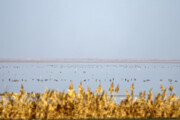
[0,82,179,119]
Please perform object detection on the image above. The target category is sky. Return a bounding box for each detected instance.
[0,0,180,59]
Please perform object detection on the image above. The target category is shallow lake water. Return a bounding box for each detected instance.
[0,63,180,100]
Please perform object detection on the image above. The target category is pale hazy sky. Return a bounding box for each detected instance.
[0,0,180,59]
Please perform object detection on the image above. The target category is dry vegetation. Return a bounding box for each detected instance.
[0,81,180,119]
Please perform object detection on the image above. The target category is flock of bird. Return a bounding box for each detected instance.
[1,76,179,84]
[0,82,180,119]
[0,64,180,69]
[0,64,179,84]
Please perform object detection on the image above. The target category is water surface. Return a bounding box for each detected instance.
[0,63,179,98]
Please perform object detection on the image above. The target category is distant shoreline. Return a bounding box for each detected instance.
[0,58,180,63]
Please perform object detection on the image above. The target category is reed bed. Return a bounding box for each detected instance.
[0,81,180,119]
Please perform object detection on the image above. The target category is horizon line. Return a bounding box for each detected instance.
[0,58,180,63]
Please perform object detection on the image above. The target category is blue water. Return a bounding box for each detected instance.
[0,63,180,98]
